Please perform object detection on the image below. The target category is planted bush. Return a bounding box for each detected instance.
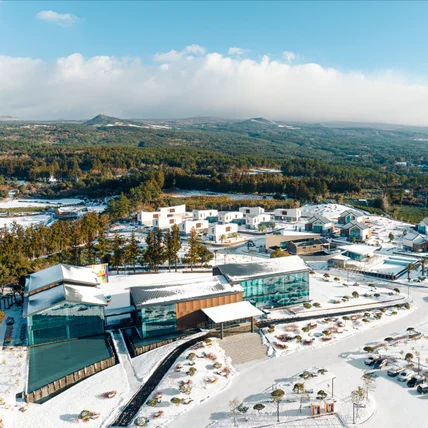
[295,335,302,343]
[253,403,265,413]
[171,397,181,406]
[187,367,197,376]
[343,296,350,301]
[303,302,312,309]
[385,337,394,342]
[187,352,196,361]
[313,302,321,308]
[363,346,374,353]
[268,324,275,333]
[271,388,285,398]
[302,326,310,333]
[404,303,411,310]
[352,291,360,298]
[147,398,158,407]
[405,352,414,361]
[237,403,249,414]
[317,390,328,399]
[342,316,350,321]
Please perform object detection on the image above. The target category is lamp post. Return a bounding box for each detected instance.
[331,376,336,398]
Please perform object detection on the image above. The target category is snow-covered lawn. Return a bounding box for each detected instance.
[300,203,356,221]
[262,304,412,358]
[0,198,85,209]
[0,214,51,228]
[132,338,236,427]
[2,364,130,428]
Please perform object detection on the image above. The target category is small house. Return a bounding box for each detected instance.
[340,220,371,242]
[273,208,301,222]
[417,218,428,235]
[208,223,238,243]
[246,213,273,230]
[218,211,244,224]
[338,209,365,225]
[305,215,333,235]
[179,219,209,235]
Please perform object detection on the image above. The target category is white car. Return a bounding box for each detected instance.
[398,370,415,382]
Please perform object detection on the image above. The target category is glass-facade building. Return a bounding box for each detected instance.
[27,303,105,346]
[239,271,309,309]
[140,304,177,338]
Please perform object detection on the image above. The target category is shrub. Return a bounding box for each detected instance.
[171,397,181,405]
[343,316,350,321]
[310,271,315,275]
[394,288,400,294]
[205,353,217,361]
[352,291,360,298]
[404,303,411,310]
[237,403,249,414]
[362,318,370,323]
[268,324,275,333]
[271,389,285,398]
[213,362,222,369]
[317,390,328,399]
[396,304,402,309]
[204,338,213,345]
[302,326,310,333]
[380,307,386,312]
[187,367,197,376]
[364,312,371,317]
[147,398,158,407]
[295,335,302,342]
[323,273,330,278]
[334,277,340,282]
[253,403,265,413]
[405,352,414,361]
[385,337,394,342]
[343,296,350,301]
[187,352,196,361]
[292,383,305,393]
[322,330,331,336]
[363,346,374,353]
[303,302,312,309]
[391,311,398,315]
[313,302,321,308]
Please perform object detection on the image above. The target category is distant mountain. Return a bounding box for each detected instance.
[83,114,134,126]
[0,115,18,121]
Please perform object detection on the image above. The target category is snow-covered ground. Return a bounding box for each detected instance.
[262,305,412,358]
[132,338,236,427]
[163,189,267,200]
[0,198,85,209]
[0,214,51,228]
[300,203,357,220]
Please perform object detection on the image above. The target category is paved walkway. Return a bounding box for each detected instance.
[218,332,268,365]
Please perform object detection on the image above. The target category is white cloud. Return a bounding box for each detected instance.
[283,51,296,63]
[152,45,205,62]
[36,10,79,27]
[228,47,246,55]
[2,50,428,125]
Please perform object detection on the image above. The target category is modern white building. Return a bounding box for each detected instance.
[138,204,187,226]
[246,213,273,230]
[179,219,209,235]
[239,206,265,218]
[153,216,183,230]
[218,211,244,224]
[193,209,219,220]
[273,208,301,222]
[208,223,239,243]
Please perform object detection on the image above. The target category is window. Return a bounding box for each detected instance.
[196,223,201,228]
[169,219,174,224]
[226,226,231,232]
[153,214,159,219]
[141,304,177,338]
[246,209,250,214]
[170,208,175,213]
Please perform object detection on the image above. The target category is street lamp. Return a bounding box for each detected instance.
[331,376,336,398]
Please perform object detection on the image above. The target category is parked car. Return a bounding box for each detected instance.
[398,370,415,382]
[417,383,428,394]
[6,317,14,325]
[364,355,381,366]
[373,358,388,369]
[387,366,405,377]
[407,375,426,388]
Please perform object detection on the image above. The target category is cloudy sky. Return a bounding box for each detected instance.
[2,1,428,124]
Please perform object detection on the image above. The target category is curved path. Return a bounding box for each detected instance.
[173,288,428,428]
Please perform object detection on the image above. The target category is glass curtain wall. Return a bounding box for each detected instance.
[141,303,177,338]
[27,303,105,346]
[240,272,309,309]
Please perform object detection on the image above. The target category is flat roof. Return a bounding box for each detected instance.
[338,244,378,256]
[130,275,242,308]
[25,264,99,295]
[202,301,263,324]
[217,256,309,282]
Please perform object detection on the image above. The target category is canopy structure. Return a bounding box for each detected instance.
[202,301,263,338]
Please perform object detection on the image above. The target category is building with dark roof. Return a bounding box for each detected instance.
[305,215,334,235]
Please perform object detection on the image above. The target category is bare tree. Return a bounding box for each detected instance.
[351,386,366,422]
[229,397,240,427]
[361,371,376,400]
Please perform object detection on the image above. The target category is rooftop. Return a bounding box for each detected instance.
[341,220,369,230]
[338,244,378,256]
[217,256,310,282]
[306,215,331,224]
[23,283,106,317]
[25,264,99,295]
[130,275,242,307]
[339,209,365,218]
[202,301,263,324]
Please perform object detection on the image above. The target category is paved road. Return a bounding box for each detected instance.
[171,287,428,428]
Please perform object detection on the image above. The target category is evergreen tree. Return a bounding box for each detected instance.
[164,224,182,272]
[125,231,140,272]
[143,229,165,272]
[112,232,125,274]
[184,228,213,271]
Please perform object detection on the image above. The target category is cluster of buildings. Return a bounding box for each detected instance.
[305,209,371,242]
[137,204,302,243]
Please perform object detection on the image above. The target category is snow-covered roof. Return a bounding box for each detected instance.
[338,244,378,256]
[23,284,106,317]
[25,264,99,295]
[217,256,310,282]
[202,301,263,324]
[306,215,331,225]
[330,254,350,261]
[130,275,242,307]
[419,218,428,226]
[341,220,369,230]
[403,232,425,243]
[339,209,365,218]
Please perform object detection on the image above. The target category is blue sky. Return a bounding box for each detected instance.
[2,1,428,73]
[2,1,428,123]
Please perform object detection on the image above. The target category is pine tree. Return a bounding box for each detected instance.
[143,229,165,272]
[126,231,140,272]
[112,232,125,274]
[164,224,182,272]
[184,228,212,271]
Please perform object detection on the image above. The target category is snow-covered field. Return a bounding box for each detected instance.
[0,198,85,209]
[262,304,412,358]
[163,189,267,200]
[300,203,357,220]
[0,214,51,228]
[132,338,236,427]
